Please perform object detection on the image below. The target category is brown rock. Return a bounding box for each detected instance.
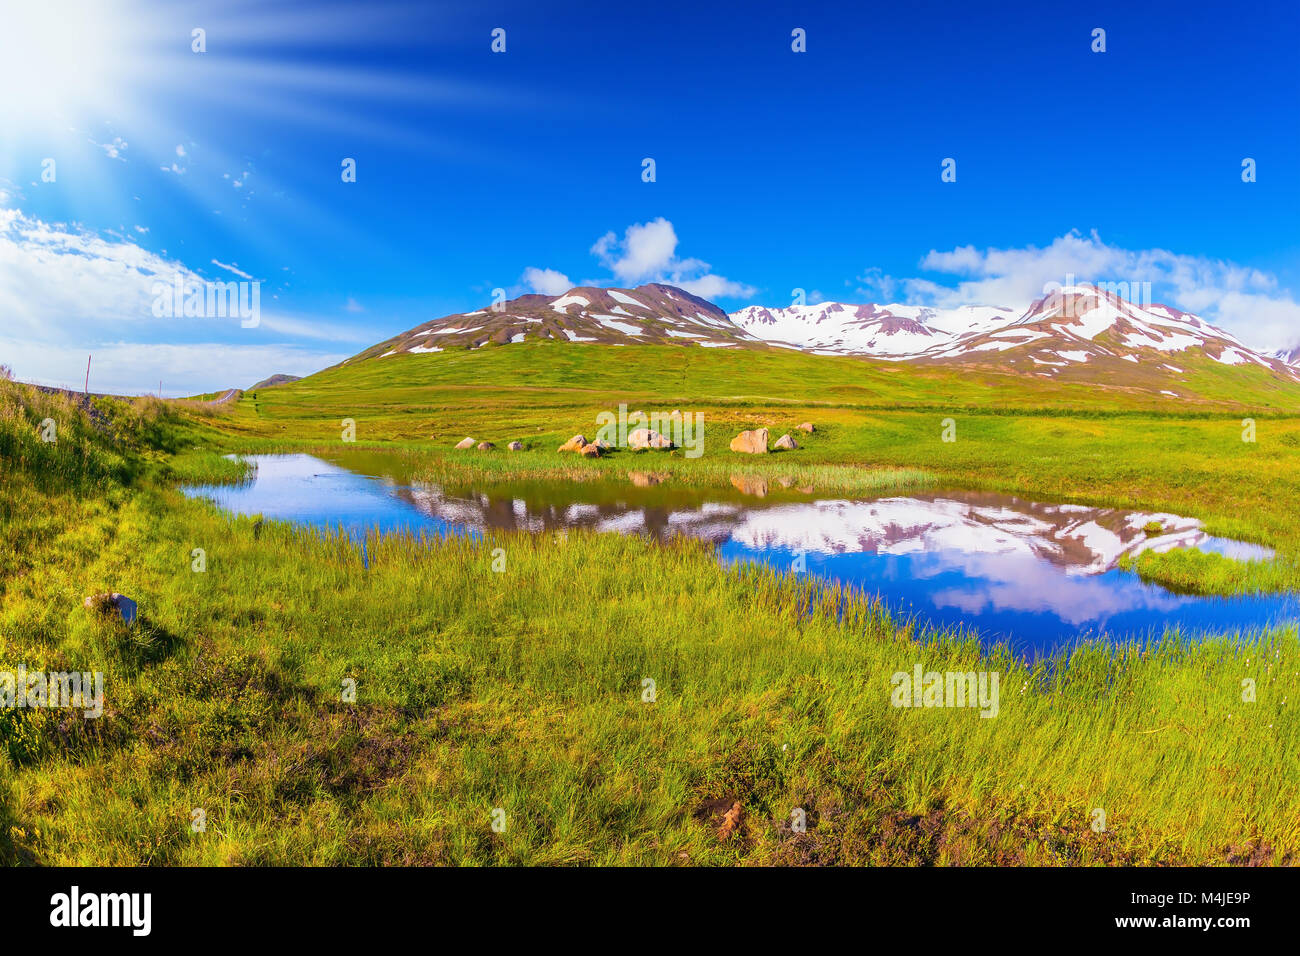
[774,433,798,451]
[476,441,495,451]
[454,437,476,449]
[579,442,602,458]
[718,802,744,841]
[729,428,768,454]
[507,441,523,451]
[558,434,587,453]
[797,422,815,433]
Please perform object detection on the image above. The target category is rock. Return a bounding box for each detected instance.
[476,441,495,451]
[774,433,798,451]
[718,801,744,841]
[507,441,523,451]
[579,442,602,458]
[729,428,768,454]
[797,422,815,433]
[628,428,672,450]
[730,474,768,497]
[454,437,476,450]
[83,592,137,625]
[558,434,587,453]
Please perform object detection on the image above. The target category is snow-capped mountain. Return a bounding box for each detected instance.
[356,283,759,360]
[1273,343,1300,367]
[731,286,1300,383]
[352,282,1299,389]
[730,302,1018,357]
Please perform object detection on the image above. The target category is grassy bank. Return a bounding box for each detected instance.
[3,371,1298,866]
[4,477,1296,865]
[208,419,1300,597]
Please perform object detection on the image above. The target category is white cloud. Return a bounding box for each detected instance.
[0,207,198,338]
[94,136,128,161]
[854,231,1300,351]
[343,296,365,313]
[0,338,347,396]
[175,144,186,157]
[211,258,255,280]
[591,217,679,283]
[672,272,758,300]
[520,266,572,295]
[588,217,755,298]
[0,206,358,393]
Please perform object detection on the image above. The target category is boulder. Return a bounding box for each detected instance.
[628,428,672,450]
[454,437,476,450]
[729,428,768,454]
[773,433,798,451]
[579,442,603,458]
[558,434,588,453]
[507,441,523,451]
[797,422,815,433]
[83,592,137,625]
[476,441,495,451]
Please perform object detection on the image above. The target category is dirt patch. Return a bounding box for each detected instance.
[765,800,1167,866]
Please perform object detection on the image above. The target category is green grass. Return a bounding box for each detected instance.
[3,352,1300,867]
[1120,548,1298,597]
[4,474,1296,865]
[213,342,1300,597]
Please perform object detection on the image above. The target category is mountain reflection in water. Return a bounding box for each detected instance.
[183,453,1295,656]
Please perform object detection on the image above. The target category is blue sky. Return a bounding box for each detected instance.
[1,0,1297,393]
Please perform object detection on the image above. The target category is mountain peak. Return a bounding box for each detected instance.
[356,283,754,359]
[348,282,1300,392]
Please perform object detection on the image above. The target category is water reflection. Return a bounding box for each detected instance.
[184,453,1296,655]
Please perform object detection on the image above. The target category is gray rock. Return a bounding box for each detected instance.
[774,433,799,451]
[454,437,476,449]
[83,592,137,625]
[508,441,523,451]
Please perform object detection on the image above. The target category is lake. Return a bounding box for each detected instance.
[182,452,1299,656]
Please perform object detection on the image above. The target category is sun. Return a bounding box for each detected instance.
[0,1,135,129]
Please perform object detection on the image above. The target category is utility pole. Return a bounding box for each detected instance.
[84,355,91,395]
